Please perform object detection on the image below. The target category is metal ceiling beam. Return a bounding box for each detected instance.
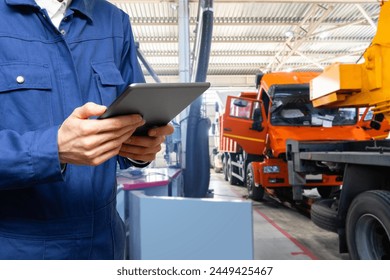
[178,0,191,82]
[136,36,372,44]
[355,4,378,32]
[266,3,335,71]
[213,0,377,2]
[144,61,351,70]
[309,18,368,37]
[111,0,378,3]
[141,50,364,57]
[143,75,261,87]
[136,46,161,83]
[129,17,374,27]
[294,50,324,69]
[289,50,364,70]
[276,4,335,71]
[265,4,315,71]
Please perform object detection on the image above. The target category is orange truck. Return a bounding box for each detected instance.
[217,71,379,201]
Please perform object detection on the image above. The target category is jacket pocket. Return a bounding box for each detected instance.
[0,62,53,132]
[0,62,52,92]
[91,61,125,106]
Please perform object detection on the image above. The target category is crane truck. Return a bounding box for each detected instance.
[286,1,390,259]
[217,71,381,202]
[217,1,390,259]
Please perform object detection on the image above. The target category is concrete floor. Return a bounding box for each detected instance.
[209,170,350,260]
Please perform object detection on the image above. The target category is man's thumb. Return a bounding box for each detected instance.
[73,102,107,119]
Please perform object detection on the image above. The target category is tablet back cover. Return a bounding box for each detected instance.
[99,82,210,134]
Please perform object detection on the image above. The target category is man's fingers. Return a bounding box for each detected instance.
[58,102,145,165]
[123,135,165,148]
[118,125,174,163]
[94,115,145,134]
[148,124,174,137]
[71,102,145,134]
[87,146,124,166]
[121,141,162,154]
[73,102,107,119]
[73,131,134,165]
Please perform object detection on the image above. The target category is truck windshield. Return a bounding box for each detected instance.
[270,88,357,126]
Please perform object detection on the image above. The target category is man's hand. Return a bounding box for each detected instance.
[58,102,145,166]
[119,125,174,162]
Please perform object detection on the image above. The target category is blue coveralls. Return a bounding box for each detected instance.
[0,0,145,259]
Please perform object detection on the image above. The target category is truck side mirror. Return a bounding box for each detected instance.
[370,113,385,130]
[251,108,264,132]
[233,99,249,107]
[255,72,264,89]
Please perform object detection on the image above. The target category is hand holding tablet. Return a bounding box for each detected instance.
[98,82,211,135]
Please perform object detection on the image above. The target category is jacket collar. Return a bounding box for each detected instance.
[5,0,94,23]
[5,0,38,8]
[69,0,94,23]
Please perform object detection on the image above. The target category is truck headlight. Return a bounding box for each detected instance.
[263,166,280,173]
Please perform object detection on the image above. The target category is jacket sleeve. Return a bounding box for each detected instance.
[0,126,64,189]
[117,11,150,170]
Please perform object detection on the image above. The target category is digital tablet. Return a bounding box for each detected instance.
[98,82,211,135]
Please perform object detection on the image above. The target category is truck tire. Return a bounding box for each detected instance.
[228,158,240,185]
[317,186,340,198]
[346,190,390,260]
[246,163,264,201]
[211,152,222,173]
[310,199,338,233]
[223,156,228,181]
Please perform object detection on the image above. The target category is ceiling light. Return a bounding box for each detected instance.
[319,31,329,39]
[285,30,294,38]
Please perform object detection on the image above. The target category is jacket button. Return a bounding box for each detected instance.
[16,76,25,84]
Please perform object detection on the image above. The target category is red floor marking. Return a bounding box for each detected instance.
[252,207,318,260]
[229,187,318,260]
[291,252,309,256]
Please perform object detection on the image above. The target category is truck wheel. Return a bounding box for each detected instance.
[246,163,264,201]
[228,158,240,185]
[346,190,390,260]
[211,153,222,173]
[317,186,340,198]
[209,153,214,169]
[223,156,228,181]
[310,199,338,233]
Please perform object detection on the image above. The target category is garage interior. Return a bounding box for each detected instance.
[110,0,388,260]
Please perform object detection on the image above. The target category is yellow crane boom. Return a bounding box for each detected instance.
[311,1,390,121]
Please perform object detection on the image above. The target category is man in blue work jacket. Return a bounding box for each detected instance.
[0,0,174,259]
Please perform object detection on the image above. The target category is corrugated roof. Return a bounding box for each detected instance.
[109,0,380,87]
